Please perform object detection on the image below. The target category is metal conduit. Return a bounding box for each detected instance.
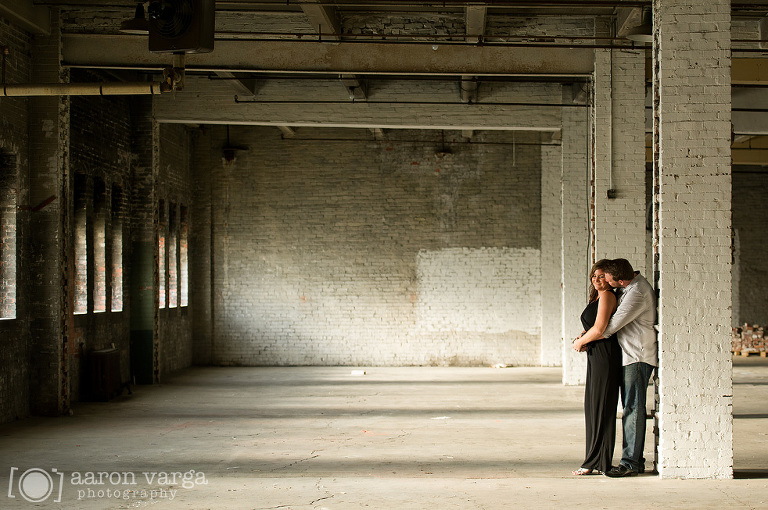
[1,81,165,97]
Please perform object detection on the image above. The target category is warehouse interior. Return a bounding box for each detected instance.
[0,0,767,499]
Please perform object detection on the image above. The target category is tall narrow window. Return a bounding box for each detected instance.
[93,179,106,313]
[158,200,166,309]
[111,186,123,312]
[168,203,178,308]
[180,205,189,307]
[0,152,17,319]
[74,175,88,314]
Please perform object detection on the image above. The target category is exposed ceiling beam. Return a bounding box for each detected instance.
[214,71,262,97]
[154,78,563,130]
[0,0,50,35]
[460,75,478,103]
[300,1,341,40]
[615,7,642,39]
[465,6,487,44]
[278,125,296,138]
[733,58,768,85]
[62,35,595,77]
[340,74,367,101]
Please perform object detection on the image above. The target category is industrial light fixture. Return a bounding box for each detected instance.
[625,6,652,44]
[120,3,150,35]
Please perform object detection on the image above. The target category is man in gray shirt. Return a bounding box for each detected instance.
[601,258,657,477]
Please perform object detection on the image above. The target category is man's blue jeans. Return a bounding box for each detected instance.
[620,362,655,471]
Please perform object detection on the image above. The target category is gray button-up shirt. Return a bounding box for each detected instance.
[602,273,658,367]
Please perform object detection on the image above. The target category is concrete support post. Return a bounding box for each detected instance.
[561,87,589,385]
[541,143,563,366]
[129,97,159,384]
[653,0,733,479]
[592,48,648,271]
[28,12,71,416]
[190,129,214,365]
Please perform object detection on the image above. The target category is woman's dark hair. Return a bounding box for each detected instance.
[588,259,613,303]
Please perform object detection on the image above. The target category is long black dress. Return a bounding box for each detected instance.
[579,298,622,473]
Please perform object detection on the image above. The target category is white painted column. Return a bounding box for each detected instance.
[561,87,589,385]
[592,48,648,271]
[541,143,563,366]
[654,0,733,479]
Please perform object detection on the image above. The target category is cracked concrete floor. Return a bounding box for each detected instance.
[0,357,766,509]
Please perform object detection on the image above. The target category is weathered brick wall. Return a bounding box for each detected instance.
[69,79,133,400]
[540,144,562,366]
[733,169,768,326]
[0,14,32,422]
[561,87,590,385]
[201,126,542,366]
[592,48,648,273]
[157,123,193,377]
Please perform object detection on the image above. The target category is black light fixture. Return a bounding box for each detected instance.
[120,3,150,35]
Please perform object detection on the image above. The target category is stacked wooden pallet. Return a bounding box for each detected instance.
[732,324,767,356]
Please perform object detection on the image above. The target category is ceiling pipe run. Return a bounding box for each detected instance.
[1,81,166,97]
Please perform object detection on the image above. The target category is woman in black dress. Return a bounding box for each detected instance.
[570,259,622,475]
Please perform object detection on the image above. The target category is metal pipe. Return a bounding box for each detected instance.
[1,81,165,97]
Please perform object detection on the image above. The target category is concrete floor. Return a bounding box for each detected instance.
[1,357,766,509]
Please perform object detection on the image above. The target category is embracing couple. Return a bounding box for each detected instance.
[570,258,657,477]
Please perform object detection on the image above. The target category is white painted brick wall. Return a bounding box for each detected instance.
[654,0,733,479]
[592,49,648,272]
[207,127,543,367]
[561,87,589,385]
[541,144,563,366]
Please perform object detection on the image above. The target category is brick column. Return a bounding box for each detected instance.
[28,11,71,415]
[592,48,648,271]
[190,129,214,365]
[541,143,563,366]
[653,0,733,479]
[129,97,158,384]
[561,87,589,385]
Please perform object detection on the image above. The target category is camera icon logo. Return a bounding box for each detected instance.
[7,467,64,503]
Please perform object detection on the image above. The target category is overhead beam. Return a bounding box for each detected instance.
[340,74,367,101]
[615,7,642,39]
[61,35,595,77]
[278,126,296,138]
[214,71,263,97]
[154,78,563,130]
[300,1,341,40]
[733,58,768,85]
[460,75,478,103]
[0,0,50,35]
[465,6,487,43]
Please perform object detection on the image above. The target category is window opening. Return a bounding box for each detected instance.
[93,179,106,313]
[111,186,123,312]
[180,205,188,307]
[74,174,88,315]
[0,152,17,319]
[168,203,178,308]
[158,200,166,309]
